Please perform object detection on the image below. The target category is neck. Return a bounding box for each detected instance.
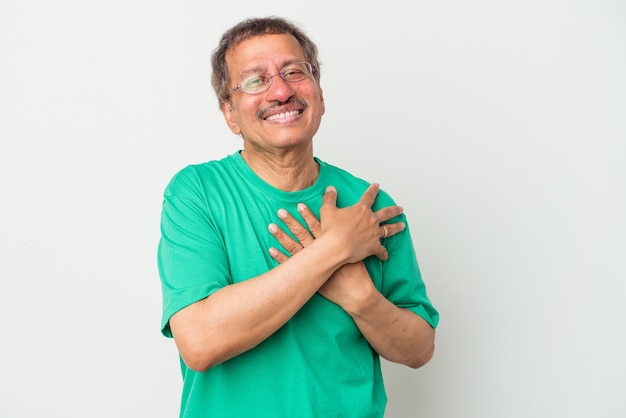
[241,146,319,192]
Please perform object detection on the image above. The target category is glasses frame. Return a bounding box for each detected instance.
[228,62,315,97]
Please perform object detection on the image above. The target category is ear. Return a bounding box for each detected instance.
[221,101,242,135]
[319,86,325,116]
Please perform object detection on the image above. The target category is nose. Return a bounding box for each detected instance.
[265,73,295,102]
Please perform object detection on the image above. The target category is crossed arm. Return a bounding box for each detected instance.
[169,184,434,371]
[269,201,435,368]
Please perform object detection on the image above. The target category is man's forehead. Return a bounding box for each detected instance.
[225,33,304,68]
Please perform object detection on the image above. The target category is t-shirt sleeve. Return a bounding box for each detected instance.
[381,218,439,328]
[371,189,439,329]
[157,167,231,337]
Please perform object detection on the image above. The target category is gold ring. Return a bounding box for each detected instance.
[382,225,388,238]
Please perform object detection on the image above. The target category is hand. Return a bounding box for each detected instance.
[319,183,404,262]
[268,184,405,262]
[268,186,405,307]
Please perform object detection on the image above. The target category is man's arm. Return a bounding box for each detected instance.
[168,184,401,372]
[320,261,435,368]
[269,202,435,369]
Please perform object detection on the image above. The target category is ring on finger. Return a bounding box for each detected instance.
[382,225,388,238]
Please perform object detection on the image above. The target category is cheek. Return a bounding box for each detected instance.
[313,92,325,117]
[313,87,325,115]
[234,98,263,120]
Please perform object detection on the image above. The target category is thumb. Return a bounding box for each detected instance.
[321,185,338,210]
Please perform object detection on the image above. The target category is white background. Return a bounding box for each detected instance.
[1,1,625,417]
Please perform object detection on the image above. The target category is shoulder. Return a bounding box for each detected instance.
[164,154,236,197]
[317,158,396,208]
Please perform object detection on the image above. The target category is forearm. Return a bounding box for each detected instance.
[347,291,436,368]
[327,263,435,369]
[170,236,346,372]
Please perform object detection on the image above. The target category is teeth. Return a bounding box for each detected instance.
[266,110,299,121]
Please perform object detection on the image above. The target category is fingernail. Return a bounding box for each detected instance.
[297,203,306,212]
[277,209,287,218]
[400,222,406,230]
[268,223,278,233]
[268,247,278,256]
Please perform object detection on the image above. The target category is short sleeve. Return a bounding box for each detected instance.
[382,219,439,328]
[157,167,232,337]
[372,190,439,329]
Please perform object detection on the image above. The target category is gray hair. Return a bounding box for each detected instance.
[211,16,321,107]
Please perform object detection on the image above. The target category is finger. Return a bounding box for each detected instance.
[268,247,289,264]
[297,203,321,237]
[321,185,338,210]
[268,223,303,255]
[277,209,315,247]
[374,244,389,262]
[358,183,380,208]
[380,222,406,239]
[374,205,404,223]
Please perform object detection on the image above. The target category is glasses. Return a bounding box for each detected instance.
[228,62,314,96]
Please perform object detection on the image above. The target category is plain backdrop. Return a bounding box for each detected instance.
[1,1,625,417]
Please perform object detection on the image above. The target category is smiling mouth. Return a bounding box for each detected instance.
[264,110,302,121]
[258,98,308,121]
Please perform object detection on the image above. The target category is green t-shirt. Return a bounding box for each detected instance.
[158,151,439,418]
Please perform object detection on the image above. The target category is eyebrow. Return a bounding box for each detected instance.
[239,58,303,78]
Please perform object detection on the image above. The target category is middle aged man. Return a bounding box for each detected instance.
[158,16,439,418]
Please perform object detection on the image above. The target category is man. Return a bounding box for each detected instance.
[158,16,439,417]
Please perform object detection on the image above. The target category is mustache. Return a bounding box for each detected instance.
[257,98,308,119]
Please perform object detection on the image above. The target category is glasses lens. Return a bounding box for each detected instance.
[281,62,312,82]
[239,62,312,94]
[241,75,270,94]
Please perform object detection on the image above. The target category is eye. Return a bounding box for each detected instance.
[242,75,268,92]
[281,67,306,81]
[283,68,304,81]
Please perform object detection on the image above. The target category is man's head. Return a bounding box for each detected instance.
[211,17,325,151]
[211,16,321,107]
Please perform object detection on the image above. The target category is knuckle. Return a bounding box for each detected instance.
[294,230,309,241]
[284,244,297,254]
[282,217,295,228]
[285,241,301,254]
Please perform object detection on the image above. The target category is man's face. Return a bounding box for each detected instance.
[221,34,325,152]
